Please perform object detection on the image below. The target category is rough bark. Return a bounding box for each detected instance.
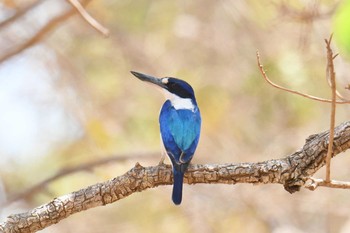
[1,121,350,233]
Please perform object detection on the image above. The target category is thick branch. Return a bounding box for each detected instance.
[2,121,350,232]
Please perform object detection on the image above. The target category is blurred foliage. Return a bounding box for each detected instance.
[334,0,350,58]
[2,0,350,233]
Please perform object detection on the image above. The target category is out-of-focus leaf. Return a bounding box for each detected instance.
[333,0,350,57]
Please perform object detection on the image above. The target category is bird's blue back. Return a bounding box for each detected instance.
[159,99,201,204]
[159,100,201,166]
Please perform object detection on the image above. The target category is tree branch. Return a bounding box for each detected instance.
[0,0,92,64]
[1,153,159,208]
[325,35,337,182]
[256,51,350,104]
[305,177,350,190]
[0,0,44,29]
[67,0,110,37]
[2,121,350,232]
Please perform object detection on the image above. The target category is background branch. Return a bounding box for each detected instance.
[0,0,92,64]
[67,0,110,37]
[1,120,350,233]
[0,0,44,29]
[1,153,158,208]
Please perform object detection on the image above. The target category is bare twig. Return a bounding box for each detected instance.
[277,1,339,22]
[325,35,337,182]
[256,51,350,104]
[325,75,349,101]
[0,0,92,64]
[0,0,44,29]
[2,120,350,232]
[324,52,350,101]
[305,177,350,190]
[67,0,110,37]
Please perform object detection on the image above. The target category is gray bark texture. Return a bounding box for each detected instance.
[1,121,350,233]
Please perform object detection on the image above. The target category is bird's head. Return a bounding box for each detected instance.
[131,71,197,108]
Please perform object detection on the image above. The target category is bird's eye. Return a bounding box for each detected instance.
[169,83,179,90]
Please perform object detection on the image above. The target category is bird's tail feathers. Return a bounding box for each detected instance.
[173,162,189,173]
[172,169,184,205]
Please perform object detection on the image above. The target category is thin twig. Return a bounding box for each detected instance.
[305,177,350,190]
[67,0,110,37]
[325,35,337,182]
[324,52,349,101]
[0,0,92,64]
[326,77,349,101]
[256,51,350,104]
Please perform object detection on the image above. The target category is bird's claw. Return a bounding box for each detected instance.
[158,156,165,166]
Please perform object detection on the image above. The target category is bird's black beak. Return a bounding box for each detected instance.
[130,71,167,89]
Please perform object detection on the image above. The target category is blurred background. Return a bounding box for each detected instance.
[1,0,350,232]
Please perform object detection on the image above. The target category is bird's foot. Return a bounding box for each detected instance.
[158,155,166,166]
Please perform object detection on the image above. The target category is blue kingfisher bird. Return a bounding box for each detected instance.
[131,71,201,205]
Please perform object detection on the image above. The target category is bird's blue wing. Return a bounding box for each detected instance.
[159,100,201,164]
